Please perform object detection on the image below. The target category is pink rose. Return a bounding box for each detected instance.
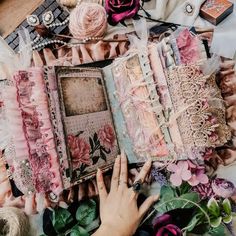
[105,0,140,25]
[212,178,235,198]
[67,135,91,168]
[98,124,115,150]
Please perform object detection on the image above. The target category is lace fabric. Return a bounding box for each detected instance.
[166,64,230,148]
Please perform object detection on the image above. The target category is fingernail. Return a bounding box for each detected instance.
[97,168,101,173]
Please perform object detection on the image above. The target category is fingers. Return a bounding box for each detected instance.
[134,159,152,183]
[111,155,121,191]
[138,195,159,219]
[119,150,128,187]
[96,168,107,205]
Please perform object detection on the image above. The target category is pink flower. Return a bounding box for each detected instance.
[212,178,235,198]
[167,161,192,186]
[105,0,140,25]
[187,160,209,186]
[98,124,115,150]
[67,135,91,168]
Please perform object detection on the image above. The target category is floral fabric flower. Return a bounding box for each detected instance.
[153,214,182,236]
[212,178,235,198]
[105,0,140,25]
[98,124,115,150]
[193,181,215,199]
[167,161,191,186]
[67,134,91,168]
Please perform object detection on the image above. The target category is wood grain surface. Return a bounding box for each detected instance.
[0,0,43,38]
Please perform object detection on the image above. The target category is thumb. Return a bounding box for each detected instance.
[138,194,159,219]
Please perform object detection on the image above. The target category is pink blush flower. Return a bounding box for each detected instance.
[98,124,115,150]
[167,161,192,186]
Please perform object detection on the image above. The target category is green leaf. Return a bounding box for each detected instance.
[207,198,220,217]
[223,214,233,224]
[100,149,107,161]
[222,198,231,215]
[70,225,89,236]
[184,212,203,232]
[154,190,199,214]
[92,156,100,165]
[52,208,73,233]
[179,182,191,196]
[209,224,226,235]
[76,200,97,227]
[210,217,222,228]
[89,137,94,151]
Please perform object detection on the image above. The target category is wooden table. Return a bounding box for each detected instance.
[0,0,43,38]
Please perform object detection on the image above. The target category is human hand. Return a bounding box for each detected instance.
[93,151,159,236]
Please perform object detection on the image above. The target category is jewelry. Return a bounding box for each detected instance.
[132,180,142,192]
[46,17,70,28]
[42,11,54,26]
[27,15,40,26]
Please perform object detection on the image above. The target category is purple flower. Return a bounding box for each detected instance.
[193,181,215,199]
[105,0,140,25]
[153,214,182,236]
[212,178,235,198]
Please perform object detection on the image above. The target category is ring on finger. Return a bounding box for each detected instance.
[132,179,143,193]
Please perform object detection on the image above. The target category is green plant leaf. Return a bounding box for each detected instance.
[76,199,97,227]
[184,212,203,232]
[76,131,84,137]
[207,198,220,217]
[210,217,222,228]
[154,191,199,214]
[70,225,89,236]
[179,182,191,196]
[52,208,73,233]
[209,223,227,236]
[223,214,233,224]
[222,198,231,215]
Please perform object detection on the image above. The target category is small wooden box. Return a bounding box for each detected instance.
[200,0,234,25]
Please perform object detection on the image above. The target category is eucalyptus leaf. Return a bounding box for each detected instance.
[210,217,222,228]
[52,208,73,233]
[70,225,89,236]
[222,199,231,215]
[207,198,220,217]
[76,200,97,227]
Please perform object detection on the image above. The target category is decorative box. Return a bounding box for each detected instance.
[200,0,234,25]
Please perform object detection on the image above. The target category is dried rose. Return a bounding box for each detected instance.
[212,178,235,198]
[105,0,140,25]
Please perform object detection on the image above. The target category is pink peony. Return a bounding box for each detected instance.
[212,178,235,198]
[98,124,115,150]
[67,135,91,168]
[105,0,140,25]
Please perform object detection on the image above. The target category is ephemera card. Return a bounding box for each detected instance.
[55,67,119,185]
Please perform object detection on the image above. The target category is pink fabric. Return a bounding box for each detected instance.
[148,43,184,152]
[176,29,200,64]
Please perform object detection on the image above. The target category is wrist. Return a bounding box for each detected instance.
[96,223,131,236]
